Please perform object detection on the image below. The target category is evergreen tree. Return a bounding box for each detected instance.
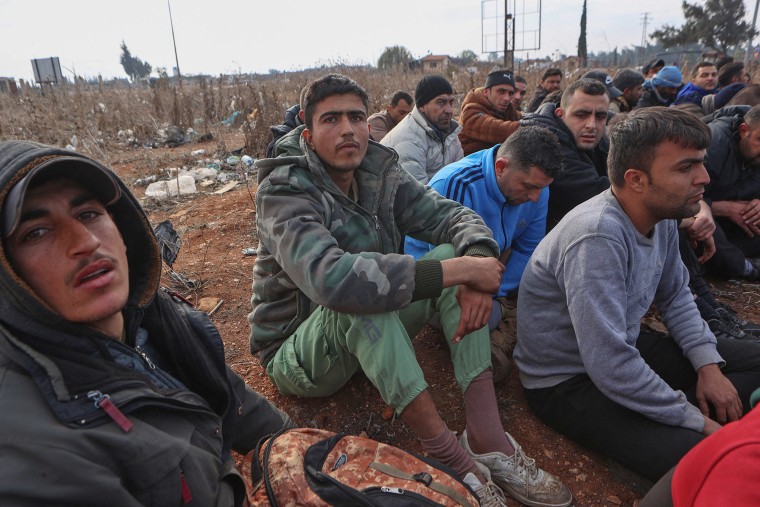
[120,42,153,82]
[578,0,588,67]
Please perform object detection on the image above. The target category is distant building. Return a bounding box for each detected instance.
[409,55,451,72]
[0,77,18,95]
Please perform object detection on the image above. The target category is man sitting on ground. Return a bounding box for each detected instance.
[610,68,646,113]
[704,104,760,280]
[526,67,563,113]
[637,66,683,108]
[0,141,292,505]
[520,78,611,230]
[459,69,522,156]
[382,75,464,184]
[368,90,413,142]
[515,107,760,483]
[513,75,528,111]
[405,126,564,383]
[673,60,718,108]
[249,73,571,507]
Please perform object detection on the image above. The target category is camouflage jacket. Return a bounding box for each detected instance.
[248,133,498,364]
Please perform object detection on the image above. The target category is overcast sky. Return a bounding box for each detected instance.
[1,0,757,82]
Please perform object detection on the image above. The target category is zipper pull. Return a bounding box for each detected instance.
[135,345,156,370]
[373,215,380,230]
[87,390,133,433]
[180,472,193,503]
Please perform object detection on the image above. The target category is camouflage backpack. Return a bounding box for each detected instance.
[243,427,479,507]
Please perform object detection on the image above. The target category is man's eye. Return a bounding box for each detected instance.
[78,210,102,221]
[21,227,48,242]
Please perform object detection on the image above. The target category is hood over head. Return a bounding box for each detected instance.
[0,140,161,337]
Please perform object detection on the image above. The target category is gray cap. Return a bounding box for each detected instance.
[3,156,121,237]
[581,70,623,99]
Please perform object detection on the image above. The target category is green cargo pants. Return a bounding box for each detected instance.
[267,244,491,414]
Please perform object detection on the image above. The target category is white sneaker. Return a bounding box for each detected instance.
[461,430,572,507]
[462,462,508,507]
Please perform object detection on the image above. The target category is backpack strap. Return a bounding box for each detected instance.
[369,462,477,507]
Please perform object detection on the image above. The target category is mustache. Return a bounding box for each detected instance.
[64,253,119,286]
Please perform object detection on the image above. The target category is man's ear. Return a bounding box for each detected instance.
[298,109,305,122]
[494,157,509,177]
[302,128,314,149]
[623,168,647,192]
[555,107,564,119]
[739,122,750,141]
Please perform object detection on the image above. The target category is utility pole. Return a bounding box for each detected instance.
[168,0,182,86]
[745,0,760,65]
[640,12,651,63]
[504,0,514,69]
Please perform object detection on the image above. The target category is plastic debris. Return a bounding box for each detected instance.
[242,248,257,256]
[241,155,254,167]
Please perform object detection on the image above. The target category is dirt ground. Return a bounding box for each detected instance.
[111,135,760,507]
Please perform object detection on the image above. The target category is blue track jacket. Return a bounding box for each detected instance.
[405,145,548,296]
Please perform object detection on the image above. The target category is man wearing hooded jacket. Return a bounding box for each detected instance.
[0,141,291,506]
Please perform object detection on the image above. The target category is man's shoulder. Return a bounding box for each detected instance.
[368,110,389,123]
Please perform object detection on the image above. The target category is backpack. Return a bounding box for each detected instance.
[243,427,479,507]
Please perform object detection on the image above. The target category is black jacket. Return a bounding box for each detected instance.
[520,103,610,231]
[705,106,760,202]
[0,141,291,506]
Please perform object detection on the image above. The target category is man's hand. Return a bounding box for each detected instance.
[696,363,742,424]
[741,199,760,230]
[441,256,505,294]
[695,235,716,263]
[686,200,716,242]
[683,201,716,263]
[712,200,760,237]
[702,414,722,436]
[453,285,493,343]
[441,256,504,343]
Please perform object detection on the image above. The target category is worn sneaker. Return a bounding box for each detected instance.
[462,462,508,507]
[715,303,760,336]
[707,316,760,341]
[461,430,572,507]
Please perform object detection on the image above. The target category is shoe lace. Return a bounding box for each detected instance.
[709,317,745,339]
[716,307,747,327]
[513,446,540,482]
[477,482,507,507]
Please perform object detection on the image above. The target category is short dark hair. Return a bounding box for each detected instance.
[691,60,717,78]
[496,126,564,179]
[302,74,369,129]
[541,68,562,81]
[607,107,711,187]
[390,91,413,107]
[743,104,760,130]
[515,75,527,85]
[718,62,746,88]
[727,84,760,107]
[560,78,608,109]
[613,68,645,91]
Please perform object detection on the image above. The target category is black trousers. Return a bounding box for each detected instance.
[523,332,760,482]
[708,218,760,278]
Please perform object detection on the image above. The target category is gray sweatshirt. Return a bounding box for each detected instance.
[515,190,723,432]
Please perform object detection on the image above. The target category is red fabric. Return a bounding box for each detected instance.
[672,405,760,506]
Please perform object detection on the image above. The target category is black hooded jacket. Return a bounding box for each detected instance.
[0,141,290,506]
[520,103,610,231]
